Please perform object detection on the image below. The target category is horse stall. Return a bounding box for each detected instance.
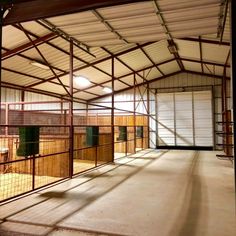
[0,101,148,202]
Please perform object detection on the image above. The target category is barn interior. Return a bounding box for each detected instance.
[0,0,235,235]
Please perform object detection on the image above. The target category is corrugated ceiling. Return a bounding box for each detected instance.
[1,0,230,101]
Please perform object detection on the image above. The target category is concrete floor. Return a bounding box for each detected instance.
[0,149,235,236]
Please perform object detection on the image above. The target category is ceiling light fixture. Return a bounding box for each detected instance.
[74,76,91,87]
[167,40,178,54]
[3,8,11,19]
[103,87,112,93]
[30,61,50,70]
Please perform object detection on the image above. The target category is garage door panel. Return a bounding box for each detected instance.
[156,90,213,147]
[158,137,175,145]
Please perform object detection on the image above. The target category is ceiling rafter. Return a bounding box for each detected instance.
[137,44,164,76]
[2,46,102,98]
[37,19,96,58]
[2,46,65,73]
[86,58,176,89]
[181,37,230,46]
[89,71,182,102]
[102,47,150,84]
[181,57,230,68]
[199,36,204,74]
[2,32,57,60]
[92,9,129,44]
[18,22,71,97]
[2,0,151,26]
[12,22,115,91]
[153,0,185,71]
[89,69,230,102]
[2,67,46,82]
[1,80,87,102]
[23,22,154,91]
[27,39,154,89]
[218,0,228,42]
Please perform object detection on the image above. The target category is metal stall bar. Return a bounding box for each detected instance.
[134,73,136,153]
[111,57,115,162]
[0,7,3,107]
[69,39,74,178]
[147,83,150,148]
[230,0,236,192]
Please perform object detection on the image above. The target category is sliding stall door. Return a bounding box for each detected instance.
[156,90,213,148]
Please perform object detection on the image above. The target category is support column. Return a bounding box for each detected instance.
[133,73,136,153]
[111,57,115,161]
[155,90,158,148]
[0,8,3,107]
[230,0,236,192]
[69,39,74,178]
[147,83,150,148]
[21,90,25,124]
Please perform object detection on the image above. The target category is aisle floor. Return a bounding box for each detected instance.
[0,149,235,236]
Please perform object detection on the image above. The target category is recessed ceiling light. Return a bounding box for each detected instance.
[30,61,50,70]
[74,76,91,87]
[103,87,112,93]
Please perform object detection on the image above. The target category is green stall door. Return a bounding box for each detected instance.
[17,126,40,157]
[86,126,99,147]
[136,126,143,138]
[117,126,127,141]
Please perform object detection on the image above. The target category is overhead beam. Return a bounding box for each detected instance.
[102,47,149,81]
[92,9,129,44]
[181,57,230,68]
[27,41,154,88]
[181,37,230,46]
[2,0,150,26]
[138,44,164,76]
[1,32,57,60]
[89,69,230,102]
[199,36,204,73]
[18,23,72,97]
[219,0,229,43]
[37,19,95,58]
[89,71,182,102]
[153,0,185,71]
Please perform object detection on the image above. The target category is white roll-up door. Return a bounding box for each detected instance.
[193,91,213,146]
[156,90,213,148]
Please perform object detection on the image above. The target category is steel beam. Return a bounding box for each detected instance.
[181,37,230,46]
[102,46,150,84]
[1,32,57,60]
[199,36,204,73]
[219,0,229,43]
[153,0,185,71]
[27,41,154,89]
[230,0,236,192]
[18,23,71,97]
[69,39,73,178]
[37,19,95,58]
[111,57,115,161]
[2,0,150,26]
[0,8,3,106]
[92,9,129,44]
[133,73,136,153]
[138,44,164,76]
